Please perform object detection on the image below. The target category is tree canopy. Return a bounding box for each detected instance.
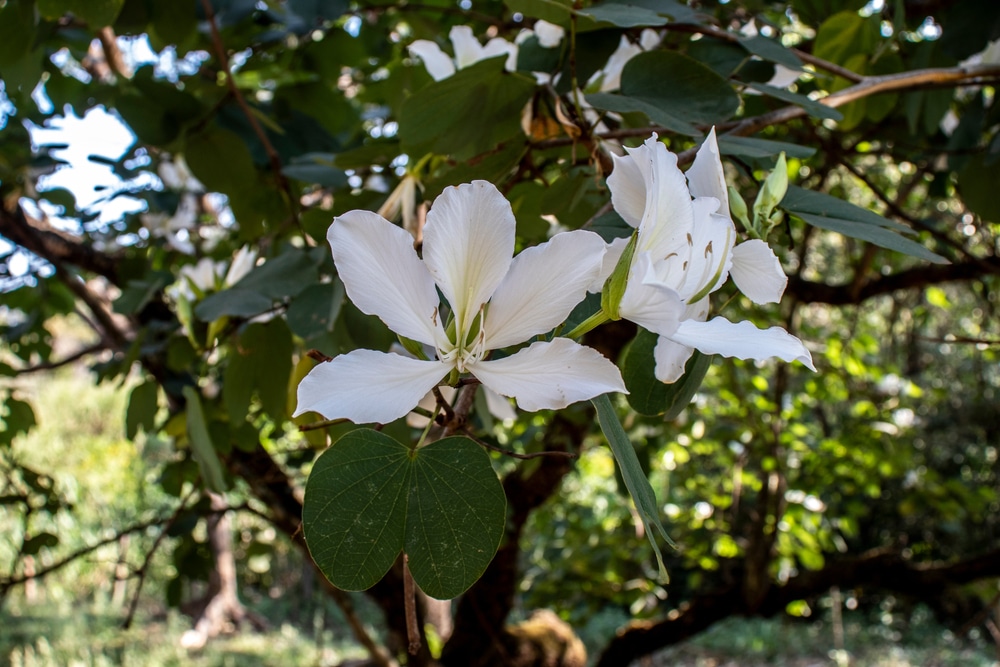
[1,0,1000,665]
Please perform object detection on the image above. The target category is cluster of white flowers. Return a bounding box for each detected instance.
[295,131,814,425]
[170,245,257,302]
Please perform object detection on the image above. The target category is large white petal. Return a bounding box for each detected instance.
[600,36,641,91]
[668,317,816,370]
[407,40,456,81]
[482,37,519,71]
[329,211,443,346]
[730,239,787,305]
[450,25,482,69]
[635,136,695,264]
[685,127,730,219]
[619,252,684,337]
[484,230,606,349]
[483,387,518,421]
[422,181,515,334]
[469,338,626,411]
[295,350,449,424]
[653,336,695,383]
[608,146,647,228]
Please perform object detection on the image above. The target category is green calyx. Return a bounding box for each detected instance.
[600,231,638,321]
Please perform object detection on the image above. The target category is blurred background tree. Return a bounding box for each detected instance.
[1,0,999,665]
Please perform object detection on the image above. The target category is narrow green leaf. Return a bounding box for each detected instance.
[791,211,947,264]
[592,394,673,580]
[303,430,505,599]
[782,185,908,231]
[744,83,843,122]
[182,386,228,494]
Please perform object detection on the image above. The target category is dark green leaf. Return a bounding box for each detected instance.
[286,281,345,340]
[125,380,159,439]
[0,0,37,67]
[622,328,669,416]
[744,83,844,122]
[620,51,740,125]
[958,154,1000,223]
[194,289,273,321]
[662,351,713,421]
[792,211,947,264]
[302,430,505,599]
[0,395,37,447]
[739,35,804,72]
[717,136,816,159]
[585,93,699,137]
[22,532,59,555]
[577,3,667,28]
[184,126,259,198]
[400,57,537,160]
[782,185,908,232]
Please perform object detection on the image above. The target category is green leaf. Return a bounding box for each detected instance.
[302,430,505,599]
[662,351,713,421]
[504,0,574,24]
[739,35,804,72]
[286,281,345,340]
[623,330,714,418]
[792,211,947,264]
[717,136,816,160]
[125,380,159,439]
[782,185,908,232]
[744,83,844,122]
[591,394,673,580]
[195,290,273,321]
[400,57,537,160]
[622,328,669,416]
[184,126,259,198]
[0,395,37,447]
[182,386,228,494]
[585,93,699,137]
[244,320,294,421]
[150,0,196,46]
[813,10,879,68]
[39,0,124,26]
[577,3,667,27]
[0,0,37,68]
[958,153,1000,223]
[22,532,59,555]
[619,51,740,125]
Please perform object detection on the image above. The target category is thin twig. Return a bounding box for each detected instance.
[123,489,198,629]
[12,342,107,375]
[403,554,421,655]
[198,0,303,233]
[461,426,578,460]
[432,386,456,423]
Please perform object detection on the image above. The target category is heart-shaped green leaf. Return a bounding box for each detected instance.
[302,430,506,599]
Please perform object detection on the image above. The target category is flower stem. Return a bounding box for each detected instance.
[563,309,611,340]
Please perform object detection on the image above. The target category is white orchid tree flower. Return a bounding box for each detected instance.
[408,26,518,82]
[224,245,257,286]
[516,19,565,49]
[605,131,815,382]
[295,180,626,425]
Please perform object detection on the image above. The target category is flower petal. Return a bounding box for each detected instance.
[422,181,515,334]
[653,336,695,383]
[484,230,607,349]
[469,338,626,411]
[407,40,456,81]
[673,204,734,302]
[730,239,787,304]
[484,387,518,421]
[633,136,695,264]
[619,251,684,337]
[685,127,729,219]
[449,25,482,69]
[482,37,519,72]
[608,145,647,228]
[295,350,449,424]
[668,317,815,370]
[329,210,443,346]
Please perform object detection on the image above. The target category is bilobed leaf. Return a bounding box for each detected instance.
[592,394,673,580]
[619,51,740,125]
[126,380,159,439]
[182,386,228,494]
[302,430,505,599]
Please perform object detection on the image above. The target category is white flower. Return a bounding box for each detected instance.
[518,20,565,49]
[295,181,625,424]
[408,26,518,82]
[224,245,257,286]
[605,131,814,382]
